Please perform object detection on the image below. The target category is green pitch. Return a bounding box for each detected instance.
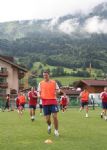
[0,108,107,150]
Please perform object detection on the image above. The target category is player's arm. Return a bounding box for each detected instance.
[56,83,65,95]
[100,92,104,99]
[67,96,70,105]
[78,92,82,99]
[37,83,41,99]
[27,92,30,101]
[32,92,38,98]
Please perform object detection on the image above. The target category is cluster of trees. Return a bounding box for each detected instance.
[31,64,91,78]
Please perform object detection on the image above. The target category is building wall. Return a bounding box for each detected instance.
[0,60,19,94]
[12,66,19,92]
[78,83,104,93]
[87,86,96,93]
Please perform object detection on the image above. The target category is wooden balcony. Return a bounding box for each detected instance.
[0,93,7,98]
[19,83,24,90]
[18,71,25,79]
[0,82,8,88]
[0,71,8,77]
[10,89,17,94]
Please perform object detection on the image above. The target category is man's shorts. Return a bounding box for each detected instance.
[21,103,25,108]
[29,105,36,110]
[43,105,59,116]
[102,102,107,109]
[81,101,88,107]
[62,105,67,109]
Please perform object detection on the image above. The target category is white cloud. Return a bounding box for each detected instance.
[48,17,59,31]
[58,19,79,34]
[84,16,107,34]
[0,0,106,22]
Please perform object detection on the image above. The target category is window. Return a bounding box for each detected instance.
[0,88,6,94]
[0,77,6,83]
[0,67,7,73]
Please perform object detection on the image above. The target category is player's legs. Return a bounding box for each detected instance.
[43,105,51,133]
[51,105,59,136]
[102,109,107,120]
[101,109,104,118]
[80,102,84,111]
[39,104,42,115]
[62,105,65,112]
[52,112,58,130]
[52,112,59,136]
[45,115,51,134]
[29,106,36,121]
[29,108,33,117]
[85,104,89,117]
[46,115,51,125]
[85,102,88,113]
[18,105,23,116]
[101,102,107,120]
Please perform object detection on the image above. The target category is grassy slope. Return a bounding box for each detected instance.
[36,76,85,86]
[30,62,104,86]
[0,108,107,150]
[32,62,103,74]
[32,62,73,73]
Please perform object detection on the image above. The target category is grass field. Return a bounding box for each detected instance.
[0,108,107,150]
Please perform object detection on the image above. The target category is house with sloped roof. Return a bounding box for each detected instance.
[61,80,107,106]
[74,79,107,93]
[0,55,27,99]
[74,79,107,104]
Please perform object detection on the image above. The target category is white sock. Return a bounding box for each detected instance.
[86,113,88,117]
[55,129,58,133]
[104,116,107,120]
[31,116,34,119]
[48,125,51,130]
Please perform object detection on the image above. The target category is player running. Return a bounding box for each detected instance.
[60,93,69,113]
[38,71,64,136]
[100,87,107,120]
[79,87,89,118]
[28,87,38,121]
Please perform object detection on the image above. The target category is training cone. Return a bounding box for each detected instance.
[44,139,53,144]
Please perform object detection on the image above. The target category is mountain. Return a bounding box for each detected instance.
[0,2,107,73]
[92,2,107,18]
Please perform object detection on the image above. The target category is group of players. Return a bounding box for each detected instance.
[15,88,69,118]
[3,70,107,136]
[76,86,107,120]
[14,71,69,136]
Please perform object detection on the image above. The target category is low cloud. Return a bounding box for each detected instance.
[48,17,59,31]
[84,16,107,34]
[58,19,79,34]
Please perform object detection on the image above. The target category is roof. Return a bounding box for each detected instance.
[0,56,27,72]
[0,55,14,62]
[60,87,80,95]
[75,79,107,87]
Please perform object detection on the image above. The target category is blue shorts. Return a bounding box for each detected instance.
[43,105,59,116]
[21,104,25,108]
[29,105,36,110]
[102,102,107,109]
[81,101,88,107]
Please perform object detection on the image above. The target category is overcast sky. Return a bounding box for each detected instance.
[0,0,106,22]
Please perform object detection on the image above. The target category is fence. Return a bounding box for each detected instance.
[69,96,80,107]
